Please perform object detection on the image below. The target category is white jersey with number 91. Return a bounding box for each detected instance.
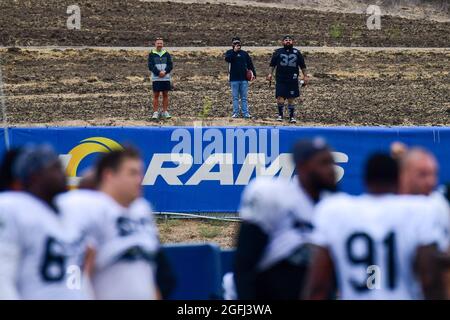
[311,193,447,300]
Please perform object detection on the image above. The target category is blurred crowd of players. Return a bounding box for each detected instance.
[0,138,449,300]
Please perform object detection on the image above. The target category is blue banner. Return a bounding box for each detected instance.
[2,126,450,213]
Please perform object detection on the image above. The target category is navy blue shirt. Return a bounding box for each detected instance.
[225,49,256,82]
[270,47,306,82]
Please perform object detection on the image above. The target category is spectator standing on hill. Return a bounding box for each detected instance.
[225,37,256,119]
[267,35,308,123]
[148,37,173,120]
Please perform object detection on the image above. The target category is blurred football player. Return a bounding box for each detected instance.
[392,145,449,252]
[234,137,336,299]
[57,147,164,300]
[304,153,446,300]
[395,146,450,296]
[0,145,90,299]
[0,147,22,192]
[266,35,309,123]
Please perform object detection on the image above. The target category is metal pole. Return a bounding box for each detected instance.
[0,62,10,151]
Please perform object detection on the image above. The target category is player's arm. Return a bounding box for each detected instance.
[147,54,160,76]
[83,245,96,278]
[267,50,278,81]
[414,202,448,300]
[0,209,20,299]
[0,243,20,299]
[298,52,309,84]
[415,244,446,299]
[436,251,450,267]
[165,52,173,74]
[234,221,269,300]
[224,49,235,63]
[302,245,335,300]
[246,53,256,79]
[303,197,338,299]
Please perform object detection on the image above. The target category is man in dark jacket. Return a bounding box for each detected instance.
[225,37,256,119]
[148,37,173,120]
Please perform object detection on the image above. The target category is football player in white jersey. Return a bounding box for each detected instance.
[0,145,90,300]
[304,153,446,300]
[397,147,449,250]
[57,147,163,300]
[234,138,337,299]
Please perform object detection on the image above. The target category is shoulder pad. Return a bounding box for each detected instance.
[239,177,292,231]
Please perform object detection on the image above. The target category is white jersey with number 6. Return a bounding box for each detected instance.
[311,193,446,300]
[0,192,89,300]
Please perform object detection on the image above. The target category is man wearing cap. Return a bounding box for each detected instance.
[148,37,173,120]
[234,138,337,299]
[225,37,256,119]
[0,145,91,299]
[267,35,308,123]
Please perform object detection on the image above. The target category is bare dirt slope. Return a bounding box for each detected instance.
[2,47,449,126]
[1,0,449,47]
[146,0,450,22]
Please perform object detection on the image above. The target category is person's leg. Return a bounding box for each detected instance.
[287,98,296,121]
[275,81,287,121]
[240,81,250,117]
[287,80,300,123]
[153,91,160,112]
[230,81,240,116]
[277,96,285,120]
[162,91,169,112]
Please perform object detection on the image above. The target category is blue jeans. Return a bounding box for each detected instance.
[230,81,249,115]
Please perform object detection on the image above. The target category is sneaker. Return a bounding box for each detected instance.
[243,113,252,119]
[231,113,239,118]
[276,115,283,122]
[289,117,297,123]
[151,111,159,120]
[162,111,171,119]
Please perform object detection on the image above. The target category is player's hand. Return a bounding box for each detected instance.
[251,75,256,81]
[303,75,309,85]
[159,71,166,78]
[266,74,272,81]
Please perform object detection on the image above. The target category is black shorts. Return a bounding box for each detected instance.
[152,81,171,92]
[275,80,300,99]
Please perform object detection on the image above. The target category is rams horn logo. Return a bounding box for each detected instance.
[66,137,123,178]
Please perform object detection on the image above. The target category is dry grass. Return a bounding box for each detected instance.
[156,218,240,249]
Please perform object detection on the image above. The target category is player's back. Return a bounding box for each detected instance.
[0,191,89,299]
[312,193,442,300]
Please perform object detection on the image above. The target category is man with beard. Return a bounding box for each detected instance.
[233,137,337,299]
[267,35,309,123]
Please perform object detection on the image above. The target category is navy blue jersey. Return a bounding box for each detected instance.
[270,47,306,82]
